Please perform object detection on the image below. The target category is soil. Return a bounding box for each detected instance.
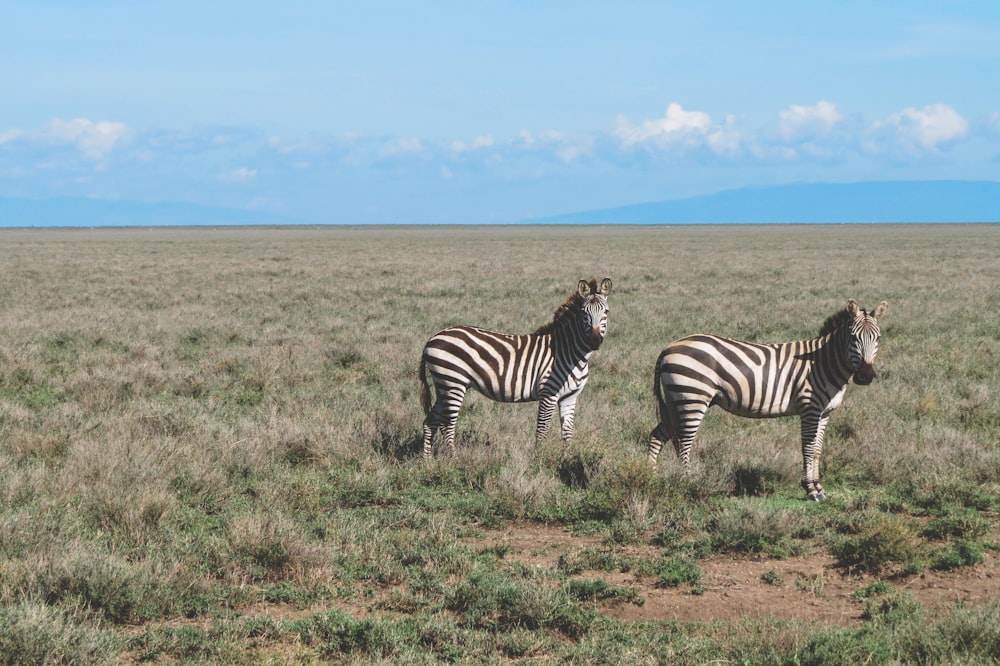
[140,523,1000,640]
[469,522,1000,626]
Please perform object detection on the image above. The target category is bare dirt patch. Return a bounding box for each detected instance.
[471,522,1000,626]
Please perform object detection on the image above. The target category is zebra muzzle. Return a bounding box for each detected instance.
[853,363,876,385]
[588,329,605,349]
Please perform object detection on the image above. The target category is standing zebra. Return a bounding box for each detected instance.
[648,299,888,500]
[419,277,612,456]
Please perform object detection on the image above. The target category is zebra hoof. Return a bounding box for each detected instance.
[806,491,828,502]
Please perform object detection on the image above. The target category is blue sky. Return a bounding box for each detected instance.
[2,1,1000,224]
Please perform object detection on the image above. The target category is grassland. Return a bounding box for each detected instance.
[0,223,998,664]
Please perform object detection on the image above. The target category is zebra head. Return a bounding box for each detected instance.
[576,277,613,349]
[846,299,888,385]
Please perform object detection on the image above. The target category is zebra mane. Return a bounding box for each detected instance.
[817,305,854,337]
[532,282,591,335]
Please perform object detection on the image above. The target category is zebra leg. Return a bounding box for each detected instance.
[535,396,558,443]
[557,392,581,441]
[673,433,697,468]
[421,412,440,458]
[647,422,670,465]
[799,412,831,501]
[424,386,466,457]
[671,399,710,467]
[649,414,700,467]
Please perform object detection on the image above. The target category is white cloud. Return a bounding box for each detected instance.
[778,101,842,141]
[896,104,968,147]
[380,137,423,157]
[705,114,743,157]
[221,167,257,182]
[45,118,129,160]
[867,103,968,154]
[267,134,330,155]
[450,134,494,152]
[0,128,23,144]
[514,129,592,162]
[615,103,713,147]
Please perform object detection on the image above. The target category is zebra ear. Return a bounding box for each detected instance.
[599,277,612,296]
[873,301,888,319]
[578,279,591,296]
[847,299,859,316]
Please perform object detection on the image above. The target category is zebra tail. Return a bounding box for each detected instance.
[419,355,431,416]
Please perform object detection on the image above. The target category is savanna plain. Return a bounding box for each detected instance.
[1,223,999,665]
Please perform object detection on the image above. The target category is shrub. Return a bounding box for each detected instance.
[760,570,782,585]
[294,610,402,659]
[573,456,665,522]
[901,601,1000,663]
[446,570,595,638]
[861,590,923,626]
[654,557,702,590]
[829,513,924,575]
[921,508,991,540]
[931,540,985,571]
[851,581,893,600]
[556,548,631,576]
[566,578,640,605]
[708,502,803,558]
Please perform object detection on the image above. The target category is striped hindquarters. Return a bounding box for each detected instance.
[422,325,552,403]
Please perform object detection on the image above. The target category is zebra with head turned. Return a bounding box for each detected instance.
[419,277,612,457]
[648,299,888,501]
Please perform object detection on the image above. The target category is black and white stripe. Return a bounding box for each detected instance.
[648,299,887,500]
[420,278,612,456]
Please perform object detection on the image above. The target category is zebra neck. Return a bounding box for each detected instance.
[549,320,594,360]
[813,327,854,385]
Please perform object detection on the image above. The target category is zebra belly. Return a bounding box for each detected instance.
[459,369,541,403]
[714,397,798,419]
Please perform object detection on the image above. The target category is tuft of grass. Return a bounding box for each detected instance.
[829,512,926,575]
[654,556,702,590]
[931,540,985,571]
[0,601,119,665]
[921,507,991,540]
[565,578,641,605]
[707,501,805,558]
[760,569,783,585]
[447,570,596,638]
[860,590,923,626]
[852,581,893,600]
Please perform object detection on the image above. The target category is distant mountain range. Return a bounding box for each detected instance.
[527,180,1000,224]
[1,180,998,227]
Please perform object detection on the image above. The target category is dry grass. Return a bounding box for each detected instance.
[1,223,998,663]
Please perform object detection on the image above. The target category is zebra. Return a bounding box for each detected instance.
[647,299,888,501]
[419,277,612,457]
